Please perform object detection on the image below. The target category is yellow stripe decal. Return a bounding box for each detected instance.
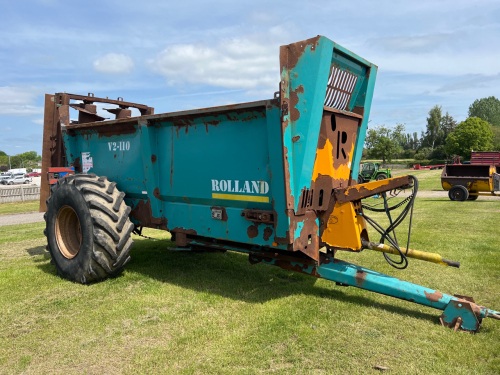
[212,193,269,203]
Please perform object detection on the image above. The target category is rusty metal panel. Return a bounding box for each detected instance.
[40,94,56,212]
[334,176,412,204]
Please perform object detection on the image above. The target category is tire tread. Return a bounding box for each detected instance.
[46,173,134,284]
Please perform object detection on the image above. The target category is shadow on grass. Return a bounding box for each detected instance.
[34,237,441,326]
[134,239,440,325]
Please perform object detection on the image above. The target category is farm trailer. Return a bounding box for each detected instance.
[442,164,500,201]
[40,36,499,333]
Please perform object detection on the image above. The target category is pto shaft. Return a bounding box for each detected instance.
[362,240,460,268]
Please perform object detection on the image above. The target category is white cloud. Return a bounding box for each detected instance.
[4,127,12,131]
[0,86,44,116]
[146,28,293,91]
[362,28,500,76]
[31,118,44,125]
[93,53,135,75]
[367,33,452,53]
[436,74,500,92]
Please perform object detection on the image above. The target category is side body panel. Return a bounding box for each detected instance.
[63,101,289,249]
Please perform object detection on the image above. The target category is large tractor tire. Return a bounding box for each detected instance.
[376,173,388,181]
[44,173,134,284]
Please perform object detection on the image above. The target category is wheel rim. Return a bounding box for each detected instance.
[55,206,82,259]
[452,189,464,200]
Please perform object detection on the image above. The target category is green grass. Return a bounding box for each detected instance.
[0,187,499,373]
[402,168,444,191]
[0,200,40,215]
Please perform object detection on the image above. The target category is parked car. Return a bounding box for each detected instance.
[0,176,10,184]
[3,175,32,185]
[27,172,41,177]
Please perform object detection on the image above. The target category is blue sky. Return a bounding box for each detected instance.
[1,0,499,155]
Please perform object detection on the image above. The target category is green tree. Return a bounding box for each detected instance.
[414,147,432,161]
[412,132,419,150]
[365,124,405,163]
[490,125,500,151]
[18,151,38,161]
[0,150,6,157]
[441,112,457,139]
[468,96,500,127]
[424,105,442,149]
[9,155,22,169]
[445,117,494,159]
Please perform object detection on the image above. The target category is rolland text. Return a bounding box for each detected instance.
[211,180,269,195]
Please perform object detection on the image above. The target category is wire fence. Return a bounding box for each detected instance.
[0,186,40,203]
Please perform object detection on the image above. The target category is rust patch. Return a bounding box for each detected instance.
[166,108,265,137]
[263,227,273,241]
[170,227,198,235]
[247,225,259,239]
[290,211,320,262]
[284,36,321,70]
[424,290,444,303]
[210,206,228,221]
[292,135,300,142]
[151,154,157,163]
[335,176,412,204]
[130,199,167,228]
[73,157,82,173]
[351,106,365,117]
[289,84,304,122]
[204,119,221,126]
[175,232,187,247]
[281,146,295,212]
[130,199,153,226]
[95,122,137,139]
[153,187,161,199]
[355,269,366,287]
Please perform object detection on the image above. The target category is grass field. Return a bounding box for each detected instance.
[0,200,39,215]
[392,168,444,191]
[0,172,499,374]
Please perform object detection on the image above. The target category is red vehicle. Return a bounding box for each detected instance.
[412,156,461,171]
[27,172,41,177]
[471,151,500,166]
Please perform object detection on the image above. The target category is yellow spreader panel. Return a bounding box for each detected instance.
[322,200,368,251]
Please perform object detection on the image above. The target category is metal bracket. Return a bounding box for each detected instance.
[241,209,274,224]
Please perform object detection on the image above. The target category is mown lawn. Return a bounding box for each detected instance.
[0,175,499,374]
[0,200,39,215]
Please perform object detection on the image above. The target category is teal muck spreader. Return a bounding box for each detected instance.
[40,36,499,333]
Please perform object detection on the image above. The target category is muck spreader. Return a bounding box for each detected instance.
[39,36,499,333]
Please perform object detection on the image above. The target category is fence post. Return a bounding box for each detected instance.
[21,187,25,202]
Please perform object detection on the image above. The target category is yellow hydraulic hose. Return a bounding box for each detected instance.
[361,240,460,268]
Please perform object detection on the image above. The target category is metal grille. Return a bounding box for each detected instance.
[324,66,358,110]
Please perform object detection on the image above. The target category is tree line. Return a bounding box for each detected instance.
[0,151,41,172]
[365,96,500,163]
